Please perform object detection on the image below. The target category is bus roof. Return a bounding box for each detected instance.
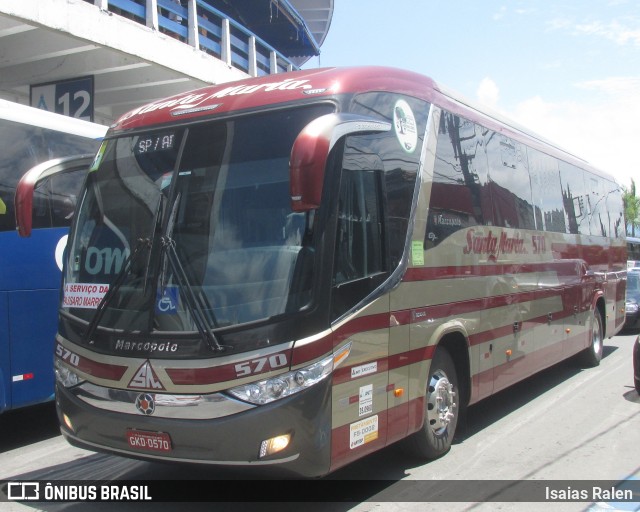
[0,99,107,140]
[111,67,436,131]
[111,66,612,182]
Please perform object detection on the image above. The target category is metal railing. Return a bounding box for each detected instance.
[88,0,297,76]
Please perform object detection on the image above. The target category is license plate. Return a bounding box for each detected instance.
[126,429,172,453]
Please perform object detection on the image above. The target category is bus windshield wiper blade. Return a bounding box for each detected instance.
[83,237,152,344]
[160,190,223,352]
[161,236,224,352]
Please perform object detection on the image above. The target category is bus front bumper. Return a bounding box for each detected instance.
[56,377,333,478]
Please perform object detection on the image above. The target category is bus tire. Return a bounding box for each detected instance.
[577,307,604,367]
[403,347,459,459]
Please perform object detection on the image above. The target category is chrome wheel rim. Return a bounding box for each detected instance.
[592,312,602,356]
[426,369,456,435]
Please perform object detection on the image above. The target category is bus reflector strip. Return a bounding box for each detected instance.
[12,373,34,382]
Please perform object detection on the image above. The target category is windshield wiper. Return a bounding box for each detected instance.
[159,191,224,352]
[161,236,224,352]
[83,237,152,344]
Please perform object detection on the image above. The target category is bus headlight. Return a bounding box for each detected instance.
[55,359,85,388]
[228,342,351,405]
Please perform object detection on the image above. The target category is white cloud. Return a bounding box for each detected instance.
[476,77,500,108]
[492,6,507,21]
[515,8,536,15]
[546,17,573,31]
[575,76,640,95]
[573,19,640,46]
[509,81,640,188]
[541,59,564,70]
[547,14,640,46]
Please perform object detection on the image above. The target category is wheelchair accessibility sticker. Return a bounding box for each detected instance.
[156,287,179,314]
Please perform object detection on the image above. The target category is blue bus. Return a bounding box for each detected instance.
[0,99,106,413]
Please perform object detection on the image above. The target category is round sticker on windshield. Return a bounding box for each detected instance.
[393,100,417,153]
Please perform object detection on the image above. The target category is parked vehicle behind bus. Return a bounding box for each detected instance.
[0,99,106,413]
[627,236,640,269]
[633,336,640,394]
[26,67,625,476]
[625,270,640,330]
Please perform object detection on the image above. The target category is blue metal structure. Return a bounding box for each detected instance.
[94,0,321,76]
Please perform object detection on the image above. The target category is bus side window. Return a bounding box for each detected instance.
[587,174,607,237]
[485,132,535,230]
[605,180,624,238]
[559,162,589,235]
[426,113,490,249]
[528,148,566,233]
[331,167,385,319]
[0,123,45,231]
[333,169,384,284]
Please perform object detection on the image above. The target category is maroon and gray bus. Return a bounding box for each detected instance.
[41,67,625,476]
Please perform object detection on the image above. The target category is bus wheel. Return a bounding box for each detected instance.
[578,307,604,367]
[403,347,459,459]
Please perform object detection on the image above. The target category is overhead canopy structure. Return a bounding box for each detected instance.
[202,0,323,59]
[0,0,334,123]
[288,0,333,47]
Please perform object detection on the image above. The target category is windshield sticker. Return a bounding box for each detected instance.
[156,287,179,315]
[411,240,425,266]
[63,283,109,309]
[89,142,107,172]
[393,99,418,153]
[349,415,379,449]
[159,172,173,190]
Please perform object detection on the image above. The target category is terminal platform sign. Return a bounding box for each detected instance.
[30,76,94,121]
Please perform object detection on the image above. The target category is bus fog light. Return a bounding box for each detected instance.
[259,434,291,458]
[63,414,74,432]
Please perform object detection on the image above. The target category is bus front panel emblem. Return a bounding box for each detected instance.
[135,393,156,415]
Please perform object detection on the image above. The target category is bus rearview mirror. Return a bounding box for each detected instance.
[15,154,94,237]
[289,113,391,212]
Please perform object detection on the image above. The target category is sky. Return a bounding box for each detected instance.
[303,0,640,191]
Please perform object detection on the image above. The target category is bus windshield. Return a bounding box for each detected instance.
[63,104,333,336]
